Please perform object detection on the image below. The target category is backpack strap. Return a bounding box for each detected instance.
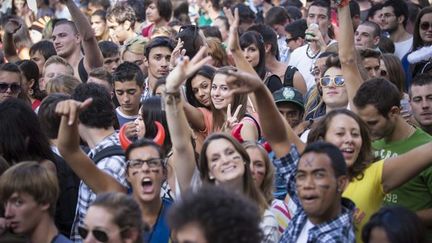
[92,145,125,163]
[283,66,298,88]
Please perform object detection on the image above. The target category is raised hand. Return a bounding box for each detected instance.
[222,68,264,95]
[55,98,93,126]
[223,7,240,53]
[222,104,242,132]
[170,39,186,70]
[165,46,211,92]
[4,19,21,35]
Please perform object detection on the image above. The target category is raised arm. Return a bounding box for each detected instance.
[56,98,126,194]
[337,3,364,110]
[382,142,432,193]
[2,19,21,63]
[165,47,211,194]
[64,0,103,70]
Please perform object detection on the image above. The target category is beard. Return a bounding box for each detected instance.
[384,23,398,34]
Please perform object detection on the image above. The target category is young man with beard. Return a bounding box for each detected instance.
[142,37,174,99]
[51,0,103,82]
[380,0,412,59]
[353,78,432,241]
[409,73,432,135]
[0,162,72,243]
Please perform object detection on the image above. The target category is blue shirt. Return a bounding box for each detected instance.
[143,199,172,243]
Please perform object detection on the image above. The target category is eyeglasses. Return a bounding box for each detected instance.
[78,226,111,242]
[127,158,164,169]
[0,83,21,94]
[319,76,345,87]
[420,22,432,31]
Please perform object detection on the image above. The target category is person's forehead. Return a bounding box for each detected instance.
[149,46,172,56]
[298,152,332,170]
[381,6,395,14]
[0,71,21,83]
[363,57,380,64]
[308,6,328,16]
[411,83,432,96]
[357,24,374,34]
[53,23,74,34]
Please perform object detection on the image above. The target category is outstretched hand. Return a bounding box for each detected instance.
[165,46,211,91]
[222,68,264,95]
[170,39,186,70]
[223,7,241,53]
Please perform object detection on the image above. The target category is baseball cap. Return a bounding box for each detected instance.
[273,87,304,111]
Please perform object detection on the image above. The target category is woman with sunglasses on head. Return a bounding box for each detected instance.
[81,192,144,243]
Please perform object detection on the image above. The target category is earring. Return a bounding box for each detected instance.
[28,88,34,96]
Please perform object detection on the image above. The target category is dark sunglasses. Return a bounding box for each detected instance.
[420,22,432,31]
[78,226,110,242]
[319,76,345,87]
[0,83,21,93]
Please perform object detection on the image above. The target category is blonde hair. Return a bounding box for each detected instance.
[43,55,74,76]
[45,74,80,95]
[122,35,147,56]
[206,37,228,67]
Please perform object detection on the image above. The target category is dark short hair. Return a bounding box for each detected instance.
[112,62,144,87]
[359,48,381,59]
[98,41,120,58]
[168,186,263,243]
[201,26,222,41]
[409,73,432,97]
[248,24,278,56]
[353,78,401,117]
[308,0,331,19]
[71,83,115,129]
[92,9,107,21]
[125,138,164,161]
[285,19,307,39]
[38,93,70,139]
[362,206,426,243]
[383,0,409,27]
[264,7,290,26]
[144,36,174,59]
[0,62,21,75]
[359,21,381,38]
[29,40,56,60]
[176,26,204,59]
[151,0,173,22]
[89,67,113,86]
[301,141,347,178]
[349,0,360,18]
[52,19,78,34]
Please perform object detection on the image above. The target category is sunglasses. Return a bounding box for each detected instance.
[319,76,345,87]
[285,37,298,44]
[420,22,432,31]
[78,226,110,242]
[0,83,21,94]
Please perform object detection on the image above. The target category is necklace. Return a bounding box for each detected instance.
[306,44,320,59]
[147,201,164,243]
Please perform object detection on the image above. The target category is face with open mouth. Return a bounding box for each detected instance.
[206,138,245,185]
[296,152,343,223]
[324,114,362,167]
[127,146,164,202]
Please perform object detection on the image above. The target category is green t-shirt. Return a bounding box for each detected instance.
[373,128,432,236]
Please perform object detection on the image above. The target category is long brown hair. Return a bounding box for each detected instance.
[211,67,248,131]
[307,109,373,181]
[198,133,268,215]
[243,141,274,204]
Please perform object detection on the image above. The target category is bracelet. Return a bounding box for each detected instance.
[163,90,181,105]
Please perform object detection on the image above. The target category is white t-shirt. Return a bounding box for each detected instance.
[296,219,315,243]
[394,37,413,59]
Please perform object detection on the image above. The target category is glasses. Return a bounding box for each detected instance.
[78,226,114,242]
[0,83,21,93]
[420,22,432,31]
[127,158,164,169]
[319,76,345,87]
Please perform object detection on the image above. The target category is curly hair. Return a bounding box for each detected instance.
[307,109,373,181]
[168,185,263,243]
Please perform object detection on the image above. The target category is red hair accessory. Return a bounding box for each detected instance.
[119,121,166,150]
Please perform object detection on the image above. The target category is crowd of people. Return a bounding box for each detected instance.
[0,0,431,242]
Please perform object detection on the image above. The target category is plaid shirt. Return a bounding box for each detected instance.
[70,132,127,242]
[274,145,356,243]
